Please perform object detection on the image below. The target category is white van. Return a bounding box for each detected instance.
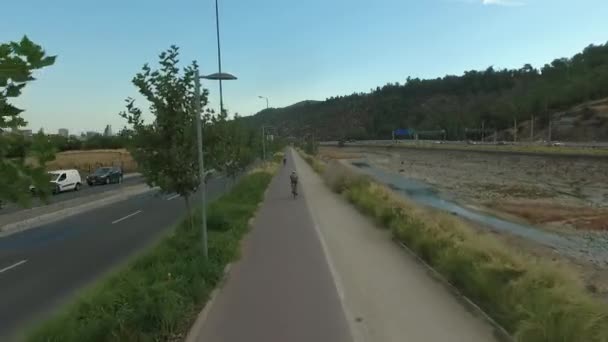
[48,169,83,194]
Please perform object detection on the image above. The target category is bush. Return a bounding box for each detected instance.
[24,171,273,342]
[206,208,231,231]
[323,163,608,341]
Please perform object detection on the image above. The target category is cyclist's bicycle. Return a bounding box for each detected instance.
[291,182,298,199]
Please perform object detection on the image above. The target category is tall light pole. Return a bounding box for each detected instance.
[261,125,275,162]
[258,96,270,162]
[258,95,269,109]
[214,0,225,115]
[194,69,237,259]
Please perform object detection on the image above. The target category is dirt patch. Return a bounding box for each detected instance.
[321,146,608,210]
[318,150,362,160]
[321,145,608,296]
[471,183,555,199]
[488,201,608,231]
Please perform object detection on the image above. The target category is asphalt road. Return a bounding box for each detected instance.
[0,174,145,216]
[195,153,352,342]
[0,175,232,341]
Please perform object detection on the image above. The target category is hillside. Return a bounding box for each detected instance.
[244,42,608,142]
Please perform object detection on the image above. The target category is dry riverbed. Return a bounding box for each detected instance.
[320,146,608,295]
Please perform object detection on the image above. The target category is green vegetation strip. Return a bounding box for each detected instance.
[298,150,325,174]
[316,158,608,341]
[25,170,273,342]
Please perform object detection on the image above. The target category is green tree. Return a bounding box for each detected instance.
[0,36,56,206]
[120,46,210,226]
[202,111,258,183]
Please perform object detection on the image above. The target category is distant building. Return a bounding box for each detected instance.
[20,129,33,137]
[86,131,100,138]
[58,128,69,137]
[103,125,113,137]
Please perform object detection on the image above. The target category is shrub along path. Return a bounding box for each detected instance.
[292,150,499,342]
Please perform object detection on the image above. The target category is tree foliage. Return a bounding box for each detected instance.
[0,36,56,206]
[120,46,260,222]
[204,112,258,181]
[245,42,608,141]
[120,46,204,216]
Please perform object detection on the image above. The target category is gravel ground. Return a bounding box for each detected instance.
[320,146,608,294]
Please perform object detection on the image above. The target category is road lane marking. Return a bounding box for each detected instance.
[112,210,142,224]
[0,259,27,274]
[167,194,180,201]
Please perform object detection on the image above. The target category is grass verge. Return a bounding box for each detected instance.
[24,169,274,342]
[319,159,608,342]
[297,149,325,174]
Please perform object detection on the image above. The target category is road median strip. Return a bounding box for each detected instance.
[299,150,608,342]
[22,166,276,342]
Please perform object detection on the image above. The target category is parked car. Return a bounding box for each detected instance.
[30,169,83,194]
[86,166,123,186]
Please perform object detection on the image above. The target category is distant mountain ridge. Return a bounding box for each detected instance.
[283,100,321,109]
[244,42,608,142]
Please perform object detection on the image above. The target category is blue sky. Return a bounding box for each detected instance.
[3,0,608,134]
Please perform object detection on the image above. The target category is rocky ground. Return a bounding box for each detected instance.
[321,146,608,231]
[320,146,608,295]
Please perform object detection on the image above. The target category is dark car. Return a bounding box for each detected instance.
[86,166,123,186]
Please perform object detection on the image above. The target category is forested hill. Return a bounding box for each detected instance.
[244,42,608,141]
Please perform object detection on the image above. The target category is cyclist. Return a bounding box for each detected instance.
[290,171,298,196]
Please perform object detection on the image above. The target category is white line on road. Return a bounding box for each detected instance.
[112,210,142,224]
[167,194,180,201]
[0,259,28,274]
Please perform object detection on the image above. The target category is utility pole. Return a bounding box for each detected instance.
[548,120,552,142]
[481,121,485,142]
[513,118,517,142]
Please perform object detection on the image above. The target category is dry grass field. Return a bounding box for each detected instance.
[45,149,138,174]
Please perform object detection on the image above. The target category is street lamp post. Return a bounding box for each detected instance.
[262,126,266,162]
[258,95,269,109]
[215,0,224,115]
[261,125,275,162]
[194,69,237,259]
[258,96,270,163]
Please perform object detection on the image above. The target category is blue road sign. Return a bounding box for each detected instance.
[394,129,413,136]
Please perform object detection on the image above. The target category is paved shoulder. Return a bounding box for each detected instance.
[293,151,499,342]
[194,155,353,342]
